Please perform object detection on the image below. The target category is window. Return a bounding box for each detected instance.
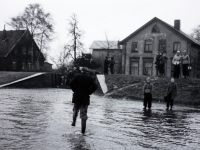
[22,47,26,55]
[152,25,160,33]
[28,63,31,71]
[159,40,166,52]
[131,42,138,53]
[130,58,139,75]
[12,62,16,70]
[28,47,33,56]
[22,62,26,70]
[173,42,181,52]
[144,39,153,53]
[143,59,153,76]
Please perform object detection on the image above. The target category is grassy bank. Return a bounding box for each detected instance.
[105,74,200,106]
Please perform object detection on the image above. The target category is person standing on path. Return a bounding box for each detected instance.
[104,56,110,74]
[182,50,190,78]
[172,51,182,78]
[70,67,97,134]
[109,57,115,74]
[143,77,153,110]
[165,78,178,110]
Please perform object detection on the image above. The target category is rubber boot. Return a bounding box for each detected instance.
[81,119,86,134]
[71,111,77,126]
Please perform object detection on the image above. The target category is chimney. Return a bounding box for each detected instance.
[174,20,180,31]
[117,40,120,49]
[2,25,6,40]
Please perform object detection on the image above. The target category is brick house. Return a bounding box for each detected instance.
[119,17,200,77]
[90,41,122,73]
[0,28,45,71]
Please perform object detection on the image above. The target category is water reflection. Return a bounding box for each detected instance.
[65,133,91,150]
[143,109,152,118]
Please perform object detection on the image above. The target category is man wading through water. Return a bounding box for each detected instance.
[70,67,97,134]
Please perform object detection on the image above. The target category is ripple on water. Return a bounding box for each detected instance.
[0,89,200,150]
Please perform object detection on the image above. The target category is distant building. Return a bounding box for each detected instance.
[90,41,122,73]
[0,28,45,71]
[120,17,200,77]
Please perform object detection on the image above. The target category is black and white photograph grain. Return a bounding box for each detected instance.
[0,0,200,150]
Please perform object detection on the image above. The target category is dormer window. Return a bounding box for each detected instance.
[152,25,160,33]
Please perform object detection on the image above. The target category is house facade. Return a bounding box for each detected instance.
[120,17,200,77]
[0,28,45,71]
[90,41,122,73]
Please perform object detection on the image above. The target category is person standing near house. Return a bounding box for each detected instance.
[104,56,110,74]
[158,51,165,77]
[182,50,190,78]
[109,57,115,74]
[172,51,182,78]
[70,67,97,134]
[143,77,153,110]
[165,77,178,110]
[155,52,161,76]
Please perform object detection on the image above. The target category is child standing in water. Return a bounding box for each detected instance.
[166,78,178,110]
[143,77,153,110]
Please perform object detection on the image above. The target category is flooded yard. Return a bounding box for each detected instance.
[0,88,200,150]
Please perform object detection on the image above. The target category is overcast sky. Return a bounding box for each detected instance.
[1,0,200,63]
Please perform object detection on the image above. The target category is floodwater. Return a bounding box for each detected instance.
[0,89,200,150]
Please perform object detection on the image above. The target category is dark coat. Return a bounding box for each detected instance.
[109,60,115,68]
[70,72,97,105]
[166,82,178,99]
[104,58,110,67]
[71,69,81,79]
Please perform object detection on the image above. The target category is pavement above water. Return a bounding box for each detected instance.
[0,88,200,150]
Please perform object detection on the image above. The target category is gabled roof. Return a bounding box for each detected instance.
[120,17,200,47]
[90,40,122,49]
[0,29,45,60]
[0,30,27,57]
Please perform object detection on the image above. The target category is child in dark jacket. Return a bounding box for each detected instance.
[143,77,153,109]
[166,78,178,110]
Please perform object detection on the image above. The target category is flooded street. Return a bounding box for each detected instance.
[0,89,200,150]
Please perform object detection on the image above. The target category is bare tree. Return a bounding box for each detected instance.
[7,3,54,55]
[67,13,84,62]
[190,25,200,42]
[51,45,72,69]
